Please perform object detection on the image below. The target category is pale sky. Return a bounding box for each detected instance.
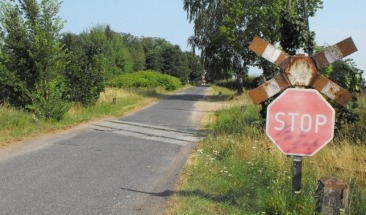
[59,0,366,79]
[311,0,365,79]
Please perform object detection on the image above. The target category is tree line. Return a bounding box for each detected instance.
[0,0,203,120]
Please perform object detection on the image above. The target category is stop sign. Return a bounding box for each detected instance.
[266,88,335,156]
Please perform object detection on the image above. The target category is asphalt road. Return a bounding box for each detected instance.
[0,87,209,215]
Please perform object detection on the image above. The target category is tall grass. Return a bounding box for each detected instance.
[0,88,157,144]
[0,106,41,144]
[64,88,155,122]
[336,94,366,144]
[166,92,366,215]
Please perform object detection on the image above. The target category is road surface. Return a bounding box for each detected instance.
[0,87,209,215]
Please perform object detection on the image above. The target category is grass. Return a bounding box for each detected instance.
[165,90,366,215]
[0,88,158,144]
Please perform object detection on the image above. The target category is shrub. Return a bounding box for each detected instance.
[215,80,237,90]
[108,70,182,91]
[216,76,261,91]
[27,81,71,121]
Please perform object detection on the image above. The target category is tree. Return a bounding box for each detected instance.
[142,37,167,72]
[320,58,364,131]
[184,0,231,84]
[141,37,192,83]
[103,26,133,78]
[184,0,267,93]
[84,25,133,80]
[280,0,322,56]
[185,52,204,84]
[61,25,135,106]
[0,0,69,120]
[161,45,190,84]
[183,0,323,93]
[121,33,146,71]
[62,30,106,106]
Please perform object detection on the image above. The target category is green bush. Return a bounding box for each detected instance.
[216,76,261,91]
[215,79,237,90]
[108,70,182,91]
[27,88,71,121]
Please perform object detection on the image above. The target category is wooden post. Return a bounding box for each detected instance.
[315,177,348,215]
[113,97,117,105]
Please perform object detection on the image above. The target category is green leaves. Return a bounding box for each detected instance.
[27,80,70,120]
[0,0,203,119]
[0,0,68,120]
[142,37,194,84]
[280,9,314,56]
[319,59,365,131]
[61,25,135,106]
[108,70,182,91]
[184,0,323,93]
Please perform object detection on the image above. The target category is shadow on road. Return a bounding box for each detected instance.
[120,187,249,209]
[137,90,232,103]
[164,93,233,102]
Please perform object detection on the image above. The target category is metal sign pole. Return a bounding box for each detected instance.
[292,85,304,194]
[292,156,303,193]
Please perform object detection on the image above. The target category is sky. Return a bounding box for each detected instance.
[59,0,366,79]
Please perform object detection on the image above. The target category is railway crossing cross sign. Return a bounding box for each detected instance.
[247,34,358,194]
[248,36,357,107]
[248,36,358,156]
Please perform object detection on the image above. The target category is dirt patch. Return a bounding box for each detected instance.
[193,100,224,128]
[191,88,224,128]
[192,88,250,128]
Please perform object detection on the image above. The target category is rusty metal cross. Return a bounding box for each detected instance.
[248,36,358,106]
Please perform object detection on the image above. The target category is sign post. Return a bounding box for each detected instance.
[247,36,357,193]
[292,156,303,193]
[266,88,335,193]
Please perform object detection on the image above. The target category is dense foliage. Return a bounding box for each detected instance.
[183,0,323,93]
[0,0,70,120]
[141,37,202,84]
[280,1,317,56]
[215,77,261,90]
[320,58,365,131]
[61,25,134,106]
[0,0,203,120]
[108,70,182,91]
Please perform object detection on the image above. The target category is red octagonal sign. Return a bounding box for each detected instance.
[266,88,335,156]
